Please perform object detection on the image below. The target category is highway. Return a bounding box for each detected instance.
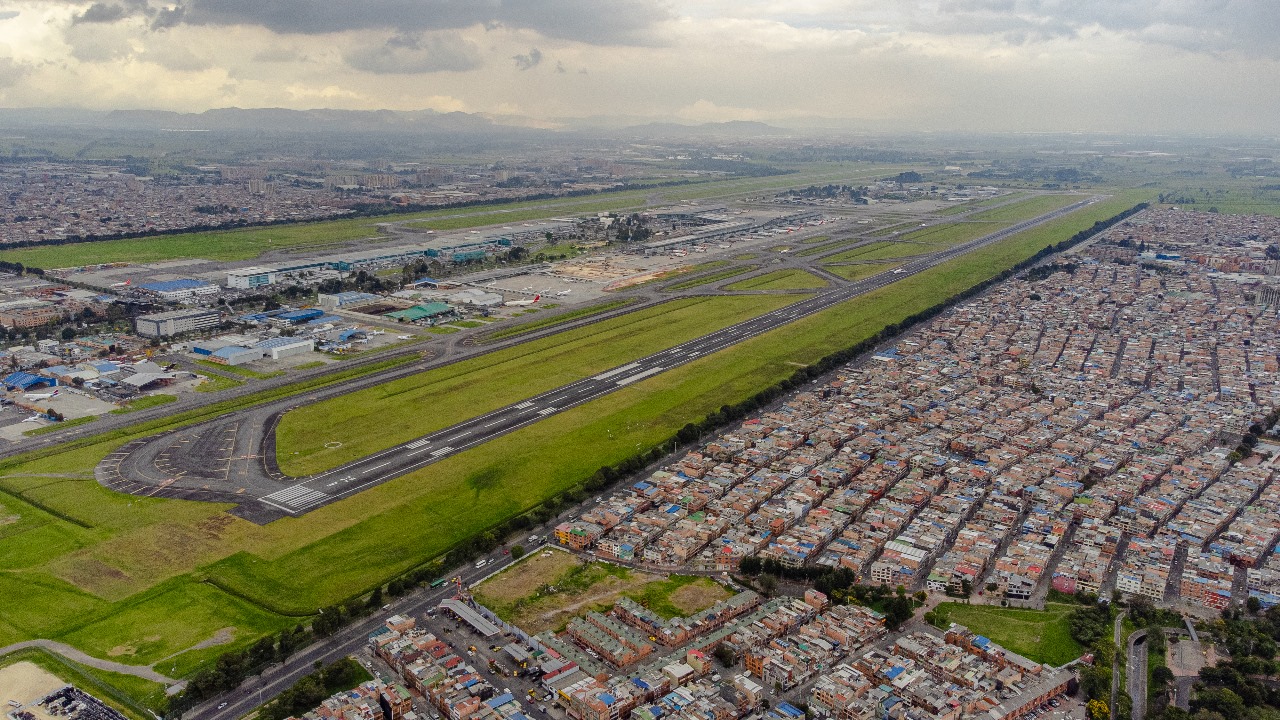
[99,196,1101,522]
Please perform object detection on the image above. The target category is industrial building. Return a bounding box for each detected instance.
[136,278,220,301]
[135,307,222,338]
[255,336,314,360]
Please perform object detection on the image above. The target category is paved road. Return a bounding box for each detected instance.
[1128,629,1149,720]
[192,536,544,720]
[97,197,1103,523]
[0,639,176,684]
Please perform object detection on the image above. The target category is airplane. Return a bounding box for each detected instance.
[24,389,59,400]
[397,335,413,340]
[21,414,44,423]
[370,330,386,336]
[556,290,572,296]
[533,294,541,302]
[892,268,906,274]
[110,279,131,287]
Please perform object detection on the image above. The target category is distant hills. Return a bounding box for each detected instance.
[0,107,803,139]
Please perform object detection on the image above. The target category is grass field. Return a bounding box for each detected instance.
[724,270,828,291]
[665,266,757,290]
[823,262,901,281]
[934,191,1027,216]
[929,602,1083,666]
[821,242,922,263]
[472,549,730,633]
[109,395,177,415]
[966,194,1085,223]
[0,188,1150,707]
[485,298,634,341]
[194,361,283,380]
[194,374,242,393]
[275,294,798,475]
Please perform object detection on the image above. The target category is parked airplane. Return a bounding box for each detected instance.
[21,414,44,423]
[892,268,906,274]
[556,290,572,296]
[24,389,59,400]
[110,279,131,287]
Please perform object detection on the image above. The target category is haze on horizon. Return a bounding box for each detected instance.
[0,0,1276,135]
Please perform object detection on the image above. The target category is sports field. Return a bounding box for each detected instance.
[0,189,1149,709]
[928,602,1084,666]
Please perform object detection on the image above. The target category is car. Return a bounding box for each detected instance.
[218,703,228,710]
[539,706,548,713]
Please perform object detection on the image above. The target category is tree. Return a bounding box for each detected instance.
[759,574,778,596]
[61,326,75,340]
[510,545,525,560]
[714,644,736,668]
[1087,699,1111,720]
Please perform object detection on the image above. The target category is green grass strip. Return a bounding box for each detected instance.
[487,299,634,341]
[194,360,283,380]
[109,394,178,415]
[666,266,756,290]
[23,415,98,436]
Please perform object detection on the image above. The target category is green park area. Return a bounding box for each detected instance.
[928,602,1084,666]
[0,188,1149,712]
[472,548,731,633]
[724,270,828,291]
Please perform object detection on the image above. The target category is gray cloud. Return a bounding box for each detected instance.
[0,57,31,88]
[72,2,130,23]
[73,0,672,45]
[345,31,482,74]
[835,0,1280,57]
[0,10,19,20]
[512,47,542,71]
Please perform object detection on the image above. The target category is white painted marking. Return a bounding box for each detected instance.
[365,462,391,473]
[537,407,558,416]
[430,446,454,458]
[591,363,641,381]
[616,366,665,386]
[406,439,432,449]
[514,401,534,409]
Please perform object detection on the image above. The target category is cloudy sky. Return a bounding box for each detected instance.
[0,0,1276,133]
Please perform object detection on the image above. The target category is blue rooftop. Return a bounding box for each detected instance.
[487,693,515,708]
[139,278,210,292]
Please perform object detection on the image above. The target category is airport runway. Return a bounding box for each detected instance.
[96,197,1101,523]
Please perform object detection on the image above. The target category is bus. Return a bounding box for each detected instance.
[430,578,447,588]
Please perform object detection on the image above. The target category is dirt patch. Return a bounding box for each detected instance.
[474,548,583,606]
[473,549,665,635]
[106,645,136,657]
[0,661,65,709]
[668,582,733,615]
[1167,639,1210,677]
[0,514,19,527]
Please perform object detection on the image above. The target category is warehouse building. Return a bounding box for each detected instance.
[135,308,222,338]
[255,336,314,360]
[207,345,266,366]
[385,303,456,323]
[137,278,220,302]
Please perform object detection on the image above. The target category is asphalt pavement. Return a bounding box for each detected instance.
[98,197,1102,523]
